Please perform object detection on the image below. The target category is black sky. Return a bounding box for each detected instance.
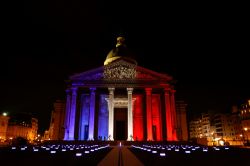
[1,1,249,133]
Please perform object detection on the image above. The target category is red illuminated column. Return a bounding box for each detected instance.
[170,90,177,141]
[146,88,153,141]
[165,88,173,141]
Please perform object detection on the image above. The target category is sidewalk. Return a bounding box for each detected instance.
[98,145,143,166]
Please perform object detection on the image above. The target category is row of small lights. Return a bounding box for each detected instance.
[131,144,229,157]
[10,144,110,157]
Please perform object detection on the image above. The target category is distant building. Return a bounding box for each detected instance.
[211,113,242,146]
[239,99,250,144]
[189,109,243,146]
[175,100,188,141]
[0,113,10,141]
[0,112,39,142]
[189,112,213,140]
[6,113,38,142]
[45,100,65,140]
[189,118,201,139]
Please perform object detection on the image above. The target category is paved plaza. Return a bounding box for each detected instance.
[0,142,249,166]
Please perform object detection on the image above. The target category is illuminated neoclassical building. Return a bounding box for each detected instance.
[63,37,182,141]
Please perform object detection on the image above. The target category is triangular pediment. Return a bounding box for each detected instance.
[70,59,172,82]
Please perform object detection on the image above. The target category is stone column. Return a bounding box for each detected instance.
[64,89,71,140]
[146,88,153,141]
[68,87,78,140]
[88,88,96,140]
[170,89,177,141]
[127,88,134,141]
[165,88,173,141]
[108,88,115,140]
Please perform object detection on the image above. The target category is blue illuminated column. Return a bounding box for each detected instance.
[88,88,96,140]
[64,89,71,140]
[68,87,78,140]
[108,88,115,140]
[78,94,90,140]
[98,94,108,140]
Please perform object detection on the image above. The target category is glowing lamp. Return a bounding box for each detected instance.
[218,140,225,146]
[76,153,82,157]
[160,153,166,156]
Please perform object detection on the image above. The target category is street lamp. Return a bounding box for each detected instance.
[243,127,248,145]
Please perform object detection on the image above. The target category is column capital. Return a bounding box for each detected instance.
[65,89,71,94]
[108,88,115,95]
[71,86,78,91]
[90,87,96,92]
[127,88,133,94]
[71,87,78,95]
[171,89,176,93]
[108,87,115,91]
[164,88,171,92]
[145,88,152,95]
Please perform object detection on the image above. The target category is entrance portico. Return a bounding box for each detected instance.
[63,37,178,141]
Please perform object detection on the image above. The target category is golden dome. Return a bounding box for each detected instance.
[104,37,137,65]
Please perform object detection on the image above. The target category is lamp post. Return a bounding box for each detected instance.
[240,134,243,145]
[210,132,215,146]
[244,127,248,145]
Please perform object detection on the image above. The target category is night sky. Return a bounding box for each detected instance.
[1,1,249,133]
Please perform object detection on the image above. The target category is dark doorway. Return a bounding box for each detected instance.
[153,125,157,141]
[114,108,127,140]
[84,125,89,140]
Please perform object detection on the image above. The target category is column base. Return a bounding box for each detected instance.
[108,135,114,141]
[88,137,94,141]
